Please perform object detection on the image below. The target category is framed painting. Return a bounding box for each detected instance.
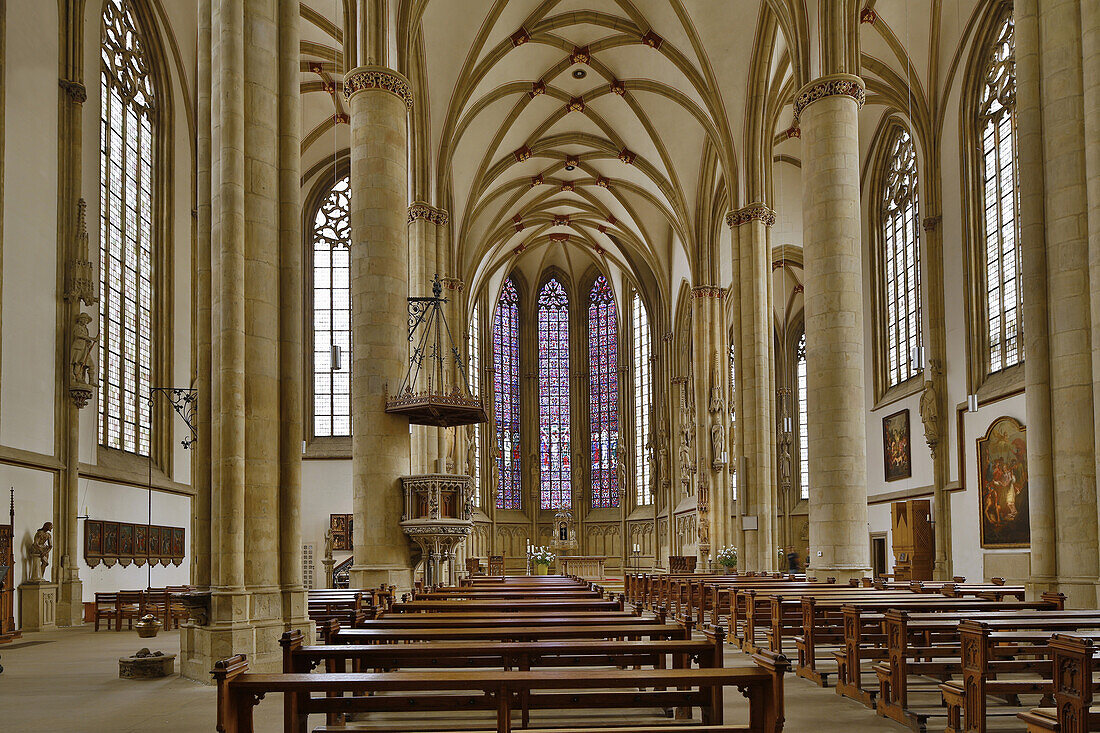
[883,409,912,481]
[85,520,103,557]
[978,416,1030,549]
[119,523,134,556]
[103,522,120,555]
[330,514,353,551]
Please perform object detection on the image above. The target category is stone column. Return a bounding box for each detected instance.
[345,66,414,588]
[1016,0,1057,596]
[181,0,309,681]
[407,203,438,474]
[727,205,778,571]
[796,75,870,583]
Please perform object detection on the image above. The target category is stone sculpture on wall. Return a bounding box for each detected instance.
[710,421,726,469]
[465,423,477,476]
[919,377,941,457]
[69,312,98,409]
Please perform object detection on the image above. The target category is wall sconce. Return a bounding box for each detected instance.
[331,344,342,371]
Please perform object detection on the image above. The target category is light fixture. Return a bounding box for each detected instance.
[564,164,575,171]
[572,69,586,79]
[967,394,979,413]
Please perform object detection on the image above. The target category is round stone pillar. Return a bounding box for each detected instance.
[796,75,870,582]
[345,67,414,588]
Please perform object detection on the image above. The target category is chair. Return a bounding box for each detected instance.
[93,592,118,631]
[115,590,147,631]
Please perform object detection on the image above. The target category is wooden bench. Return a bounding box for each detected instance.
[213,651,790,733]
[941,624,1100,733]
[388,597,623,614]
[1017,635,1100,731]
[326,621,692,645]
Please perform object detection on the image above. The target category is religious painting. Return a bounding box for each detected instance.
[134,524,147,555]
[978,416,1029,549]
[148,526,161,556]
[119,523,134,556]
[86,520,103,555]
[330,513,353,551]
[172,528,185,557]
[882,410,912,481]
[103,522,120,555]
[160,525,173,555]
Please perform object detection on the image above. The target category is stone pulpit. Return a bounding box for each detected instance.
[399,474,474,586]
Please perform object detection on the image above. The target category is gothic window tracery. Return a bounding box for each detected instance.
[99,0,156,455]
[538,278,571,510]
[588,276,619,509]
[796,332,808,500]
[494,278,522,510]
[632,291,652,505]
[311,175,352,437]
[881,127,922,388]
[979,12,1020,374]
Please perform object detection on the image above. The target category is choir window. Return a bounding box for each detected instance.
[633,291,653,505]
[538,278,572,509]
[493,278,522,510]
[588,276,619,509]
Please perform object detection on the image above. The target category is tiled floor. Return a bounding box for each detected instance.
[0,625,909,732]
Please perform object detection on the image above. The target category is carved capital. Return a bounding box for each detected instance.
[59,78,87,104]
[690,285,724,300]
[343,66,413,109]
[407,202,449,226]
[794,74,866,119]
[725,202,777,228]
[439,276,464,292]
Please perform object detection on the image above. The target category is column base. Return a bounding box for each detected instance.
[351,564,412,590]
[19,581,59,631]
[55,578,84,627]
[805,565,870,585]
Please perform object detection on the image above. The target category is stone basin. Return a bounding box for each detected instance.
[119,648,176,679]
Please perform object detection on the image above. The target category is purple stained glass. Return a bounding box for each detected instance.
[494,278,522,510]
[588,276,619,508]
[538,279,571,509]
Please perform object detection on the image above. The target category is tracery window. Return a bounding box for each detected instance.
[99,0,156,455]
[796,333,808,500]
[588,276,619,509]
[538,279,571,510]
[468,305,481,506]
[881,127,921,388]
[493,278,522,510]
[632,291,653,506]
[979,13,1021,373]
[311,175,352,437]
[728,342,736,501]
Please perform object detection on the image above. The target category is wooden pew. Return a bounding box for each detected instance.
[326,621,692,645]
[941,623,1100,733]
[388,597,623,614]
[214,650,790,733]
[1017,634,1100,733]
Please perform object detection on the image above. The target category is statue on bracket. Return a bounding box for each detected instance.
[710,420,726,469]
[708,356,724,414]
[616,445,628,499]
[919,360,942,457]
[656,424,669,487]
[69,312,98,409]
[465,423,477,477]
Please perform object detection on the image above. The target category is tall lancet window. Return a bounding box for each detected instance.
[538,278,571,509]
[980,12,1021,373]
[588,276,619,509]
[796,332,809,500]
[311,175,352,437]
[632,291,652,505]
[728,342,736,501]
[881,127,921,387]
[493,278,522,510]
[99,0,156,455]
[468,305,481,506]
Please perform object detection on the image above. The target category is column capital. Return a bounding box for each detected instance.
[343,65,413,109]
[725,203,776,228]
[407,201,450,226]
[439,276,464,292]
[690,285,724,300]
[793,73,865,119]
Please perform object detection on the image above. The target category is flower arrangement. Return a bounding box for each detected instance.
[715,546,738,568]
[528,546,556,566]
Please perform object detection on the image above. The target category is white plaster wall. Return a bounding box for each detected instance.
[79,479,191,599]
[1,0,59,454]
[302,459,354,582]
[0,464,54,627]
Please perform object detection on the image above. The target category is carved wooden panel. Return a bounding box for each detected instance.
[84,519,185,568]
[330,514,353,551]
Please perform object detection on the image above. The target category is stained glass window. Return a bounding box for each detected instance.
[796,333,808,500]
[728,342,736,502]
[538,278,572,509]
[99,0,156,455]
[881,127,922,388]
[632,291,652,505]
[588,276,619,509]
[493,278,522,510]
[979,12,1021,373]
[468,304,481,506]
[312,175,352,437]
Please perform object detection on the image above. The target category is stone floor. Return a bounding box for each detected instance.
[0,625,910,732]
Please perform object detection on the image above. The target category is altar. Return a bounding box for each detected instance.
[558,556,607,581]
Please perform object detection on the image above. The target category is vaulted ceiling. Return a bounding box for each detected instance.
[295,0,987,314]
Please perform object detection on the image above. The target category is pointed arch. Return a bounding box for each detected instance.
[537,276,571,510]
